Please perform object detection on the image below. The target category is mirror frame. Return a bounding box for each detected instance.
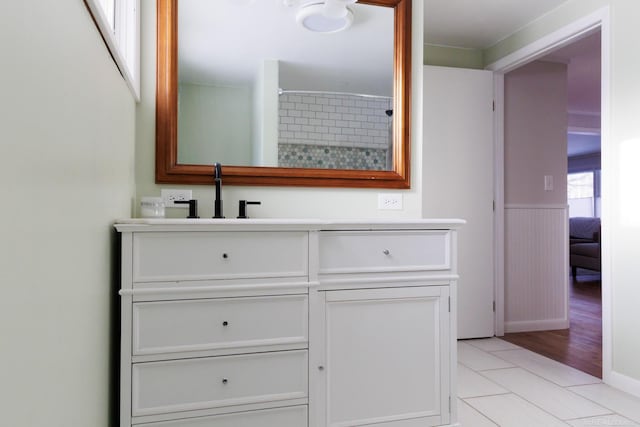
[156,0,411,188]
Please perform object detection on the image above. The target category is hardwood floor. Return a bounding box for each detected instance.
[501,270,602,378]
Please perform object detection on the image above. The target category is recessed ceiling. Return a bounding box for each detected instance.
[424,0,570,49]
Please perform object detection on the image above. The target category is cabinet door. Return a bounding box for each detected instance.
[314,286,450,427]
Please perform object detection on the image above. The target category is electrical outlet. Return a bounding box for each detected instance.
[161,189,193,207]
[378,193,403,210]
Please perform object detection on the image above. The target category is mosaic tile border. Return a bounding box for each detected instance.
[278,143,389,170]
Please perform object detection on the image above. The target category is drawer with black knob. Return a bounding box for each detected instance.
[131,350,308,417]
[132,231,308,283]
[132,294,308,356]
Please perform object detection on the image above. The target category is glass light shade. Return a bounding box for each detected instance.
[296,2,354,33]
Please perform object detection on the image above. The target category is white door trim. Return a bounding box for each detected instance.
[487,6,611,382]
[493,73,505,337]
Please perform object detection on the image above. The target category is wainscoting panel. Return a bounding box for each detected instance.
[504,205,569,332]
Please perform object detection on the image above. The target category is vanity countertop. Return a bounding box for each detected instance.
[114,218,465,232]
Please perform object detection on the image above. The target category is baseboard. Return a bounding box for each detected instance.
[605,370,640,399]
[505,318,569,333]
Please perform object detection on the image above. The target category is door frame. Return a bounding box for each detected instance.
[486,7,611,380]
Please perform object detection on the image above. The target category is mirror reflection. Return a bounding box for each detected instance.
[176,0,394,171]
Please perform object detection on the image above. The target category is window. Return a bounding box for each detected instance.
[568,170,601,218]
[84,0,140,100]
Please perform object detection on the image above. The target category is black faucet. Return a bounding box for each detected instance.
[213,162,224,218]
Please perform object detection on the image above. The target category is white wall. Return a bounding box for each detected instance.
[487,0,640,393]
[505,61,568,206]
[135,0,423,220]
[0,1,136,426]
[503,60,569,333]
[178,83,252,165]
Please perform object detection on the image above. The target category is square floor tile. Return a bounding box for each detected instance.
[465,393,569,427]
[481,368,611,420]
[493,348,602,387]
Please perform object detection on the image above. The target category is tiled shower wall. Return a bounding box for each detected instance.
[278,92,392,169]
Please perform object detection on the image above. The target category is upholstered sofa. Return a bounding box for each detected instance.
[569,217,601,277]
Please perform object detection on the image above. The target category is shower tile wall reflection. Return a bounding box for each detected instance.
[278,91,392,169]
[278,144,387,170]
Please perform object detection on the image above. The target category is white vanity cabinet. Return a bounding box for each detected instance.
[116,220,462,427]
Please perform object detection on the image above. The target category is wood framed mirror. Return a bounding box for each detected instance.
[156,0,411,188]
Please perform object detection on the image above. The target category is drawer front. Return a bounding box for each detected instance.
[133,231,308,282]
[319,230,450,273]
[141,405,308,427]
[132,350,308,417]
[133,295,308,355]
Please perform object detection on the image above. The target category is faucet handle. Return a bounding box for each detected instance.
[213,163,224,218]
[174,199,199,218]
[237,200,261,219]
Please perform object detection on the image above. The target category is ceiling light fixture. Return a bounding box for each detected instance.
[295,0,357,33]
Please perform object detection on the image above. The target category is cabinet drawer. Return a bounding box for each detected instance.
[140,405,308,427]
[132,350,308,417]
[319,230,450,274]
[133,231,308,282]
[133,295,308,356]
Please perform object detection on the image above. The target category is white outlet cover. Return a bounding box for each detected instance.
[378,193,403,210]
[161,189,193,207]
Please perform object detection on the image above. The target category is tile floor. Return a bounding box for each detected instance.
[457,338,640,426]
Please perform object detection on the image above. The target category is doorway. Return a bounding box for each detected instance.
[489,12,609,379]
